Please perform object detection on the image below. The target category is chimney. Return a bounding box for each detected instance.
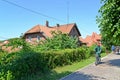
[56,24,60,27]
[46,21,49,27]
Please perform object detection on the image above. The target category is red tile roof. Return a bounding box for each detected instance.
[25,24,53,37]
[24,23,81,37]
[80,32,101,46]
[52,23,75,34]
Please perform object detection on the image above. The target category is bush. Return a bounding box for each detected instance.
[41,47,87,68]
[101,45,106,53]
[0,70,14,80]
[0,47,88,79]
[0,50,46,80]
[37,31,79,50]
[86,45,96,58]
[0,45,105,79]
[86,44,106,58]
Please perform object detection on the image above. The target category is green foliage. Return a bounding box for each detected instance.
[41,48,87,69]
[6,38,30,51]
[7,38,23,46]
[0,50,46,80]
[0,38,106,80]
[85,44,106,58]
[0,46,99,79]
[38,31,78,50]
[0,46,4,53]
[0,70,14,80]
[97,0,120,48]
[85,45,95,58]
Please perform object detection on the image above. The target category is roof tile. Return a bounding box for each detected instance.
[80,32,101,46]
[24,23,80,37]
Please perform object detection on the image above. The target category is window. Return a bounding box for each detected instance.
[37,35,40,42]
[28,36,32,42]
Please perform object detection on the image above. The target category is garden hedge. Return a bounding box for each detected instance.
[0,46,105,79]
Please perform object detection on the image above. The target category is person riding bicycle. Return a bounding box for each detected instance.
[94,42,102,66]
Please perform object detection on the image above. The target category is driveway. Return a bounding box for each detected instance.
[60,53,120,80]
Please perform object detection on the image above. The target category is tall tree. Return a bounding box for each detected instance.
[97,0,120,47]
[38,31,78,50]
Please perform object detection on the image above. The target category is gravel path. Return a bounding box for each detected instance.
[60,54,120,80]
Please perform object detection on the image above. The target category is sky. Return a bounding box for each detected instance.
[0,0,102,40]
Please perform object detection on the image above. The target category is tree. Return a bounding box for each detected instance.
[38,31,78,50]
[97,0,120,48]
[6,38,30,51]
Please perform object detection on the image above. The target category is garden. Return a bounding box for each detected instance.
[0,31,106,80]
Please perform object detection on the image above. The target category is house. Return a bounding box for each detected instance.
[80,32,101,46]
[23,21,81,44]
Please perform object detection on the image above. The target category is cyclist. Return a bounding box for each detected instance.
[94,42,102,66]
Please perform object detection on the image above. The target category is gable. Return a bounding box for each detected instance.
[69,24,81,37]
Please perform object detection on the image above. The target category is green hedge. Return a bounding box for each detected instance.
[0,70,14,80]
[0,50,46,80]
[0,46,105,79]
[41,47,87,69]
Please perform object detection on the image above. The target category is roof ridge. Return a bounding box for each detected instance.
[52,23,75,27]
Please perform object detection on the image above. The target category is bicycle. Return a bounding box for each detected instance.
[95,54,101,66]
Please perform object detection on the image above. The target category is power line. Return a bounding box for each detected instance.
[1,0,66,23]
[1,0,93,37]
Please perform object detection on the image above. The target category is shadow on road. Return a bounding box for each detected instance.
[99,61,106,64]
[108,59,120,67]
[61,71,106,80]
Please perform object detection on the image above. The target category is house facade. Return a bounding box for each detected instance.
[23,21,81,44]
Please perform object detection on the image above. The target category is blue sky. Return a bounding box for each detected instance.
[0,0,101,40]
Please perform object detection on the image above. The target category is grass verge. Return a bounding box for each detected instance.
[32,52,107,80]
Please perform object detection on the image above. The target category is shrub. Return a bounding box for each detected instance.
[0,45,105,79]
[86,45,96,58]
[0,70,14,80]
[37,31,79,50]
[0,47,88,79]
[5,38,31,52]
[41,47,87,69]
[86,44,106,58]
[0,50,46,80]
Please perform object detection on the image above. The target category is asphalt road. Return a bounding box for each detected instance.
[60,53,120,80]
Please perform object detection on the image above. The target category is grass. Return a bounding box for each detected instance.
[31,52,107,80]
[55,52,107,73]
[30,58,95,80]
[54,57,95,73]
